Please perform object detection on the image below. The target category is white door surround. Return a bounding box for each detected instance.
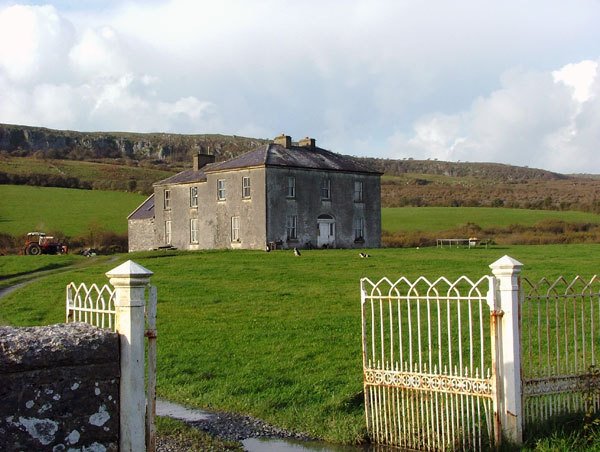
[317,214,335,248]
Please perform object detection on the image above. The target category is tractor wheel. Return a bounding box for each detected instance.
[26,243,42,255]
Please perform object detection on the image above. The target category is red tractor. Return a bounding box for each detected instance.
[23,232,68,255]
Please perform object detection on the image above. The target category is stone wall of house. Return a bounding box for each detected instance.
[266,167,382,249]
[0,323,120,451]
[154,167,268,251]
[128,217,156,252]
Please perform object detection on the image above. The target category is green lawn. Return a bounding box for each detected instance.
[2,245,599,445]
[3,184,600,240]
[0,185,147,236]
[0,255,77,288]
[382,207,600,232]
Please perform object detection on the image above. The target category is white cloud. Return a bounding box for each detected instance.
[0,3,222,133]
[69,26,129,79]
[0,1,599,172]
[0,4,74,83]
[389,62,599,173]
[553,60,598,103]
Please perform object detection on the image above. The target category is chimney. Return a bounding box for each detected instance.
[193,152,216,171]
[298,137,316,150]
[274,133,292,148]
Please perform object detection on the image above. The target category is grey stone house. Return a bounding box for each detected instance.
[128,134,381,251]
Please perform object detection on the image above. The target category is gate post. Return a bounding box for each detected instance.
[106,260,153,452]
[490,255,524,445]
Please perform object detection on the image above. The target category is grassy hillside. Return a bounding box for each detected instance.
[382,207,600,232]
[382,173,600,212]
[4,123,600,213]
[2,245,599,444]
[0,185,147,237]
[0,155,174,194]
[3,153,600,212]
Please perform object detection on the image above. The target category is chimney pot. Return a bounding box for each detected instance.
[298,137,316,149]
[193,152,216,171]
[274,134,292,148]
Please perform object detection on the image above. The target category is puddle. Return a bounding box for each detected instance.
[156,399,397,452]
[156,399,212,422]
[242,437,374,452]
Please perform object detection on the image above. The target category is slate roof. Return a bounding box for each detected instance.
[153,143,380,188]
[206,143,381,175]
[127,194,155,220]
[153,162,218,186]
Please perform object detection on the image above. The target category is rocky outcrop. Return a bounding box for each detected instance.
[0,123,269,163]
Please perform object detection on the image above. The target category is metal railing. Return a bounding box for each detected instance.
[66,282,116,330]
[361,275,498,450]
[362,256,600,450]
[522,275,600,426]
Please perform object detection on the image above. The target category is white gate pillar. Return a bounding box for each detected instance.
[490,255,524,444]
[106,260,153,452]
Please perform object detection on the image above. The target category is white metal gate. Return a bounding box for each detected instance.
[362,257,600,450]
[361,275,499,450]
[521,275,600,427]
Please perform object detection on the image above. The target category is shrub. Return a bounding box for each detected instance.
[0,232,17,255]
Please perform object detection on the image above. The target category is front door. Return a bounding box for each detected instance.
[317,216,335,248]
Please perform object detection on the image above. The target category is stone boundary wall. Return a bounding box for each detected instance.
[0,323,120,452]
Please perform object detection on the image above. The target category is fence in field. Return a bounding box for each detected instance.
[521,275,600,427]
[361,255,600,450]
[66,260,157,452]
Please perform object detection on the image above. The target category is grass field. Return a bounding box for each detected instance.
[382,207,600,232]
[2,245,599,446]
[0,185,147,236]
[3,184,600,240]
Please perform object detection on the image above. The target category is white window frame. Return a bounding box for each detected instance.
[190,218,198,243]
[354,181,363,202]
[286,215,297,240]
[320,178,331,200]
[217,179,226,200]
[242,176,251,199]
[164,189,171,209]
[165,220,172,244]
[231,216,240,242]
[287,176,296,198]
[190,186,198,207]
[354,217,365,241]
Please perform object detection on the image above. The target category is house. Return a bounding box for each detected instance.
[127,134,382,251]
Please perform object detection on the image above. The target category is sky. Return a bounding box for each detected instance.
[0,1,599,173]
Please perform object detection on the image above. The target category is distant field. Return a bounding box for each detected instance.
[382,207,600,232]
[3,185,600,239]
[0,185,147,236]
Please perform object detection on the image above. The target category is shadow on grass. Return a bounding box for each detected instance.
[0,262,71,280]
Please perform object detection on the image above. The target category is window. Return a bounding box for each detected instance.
[190,218,198,243]
[320,178,331,199]
[286,215,297,240]
[287,176,296,198]
[190,186,198,207]
[231,216,240,242]
[165,220,172,244]
[354,181,363,202]
[354,217,365,241]
[242,177,251,198]
[164,189,171,209]
[217,179,226,200]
